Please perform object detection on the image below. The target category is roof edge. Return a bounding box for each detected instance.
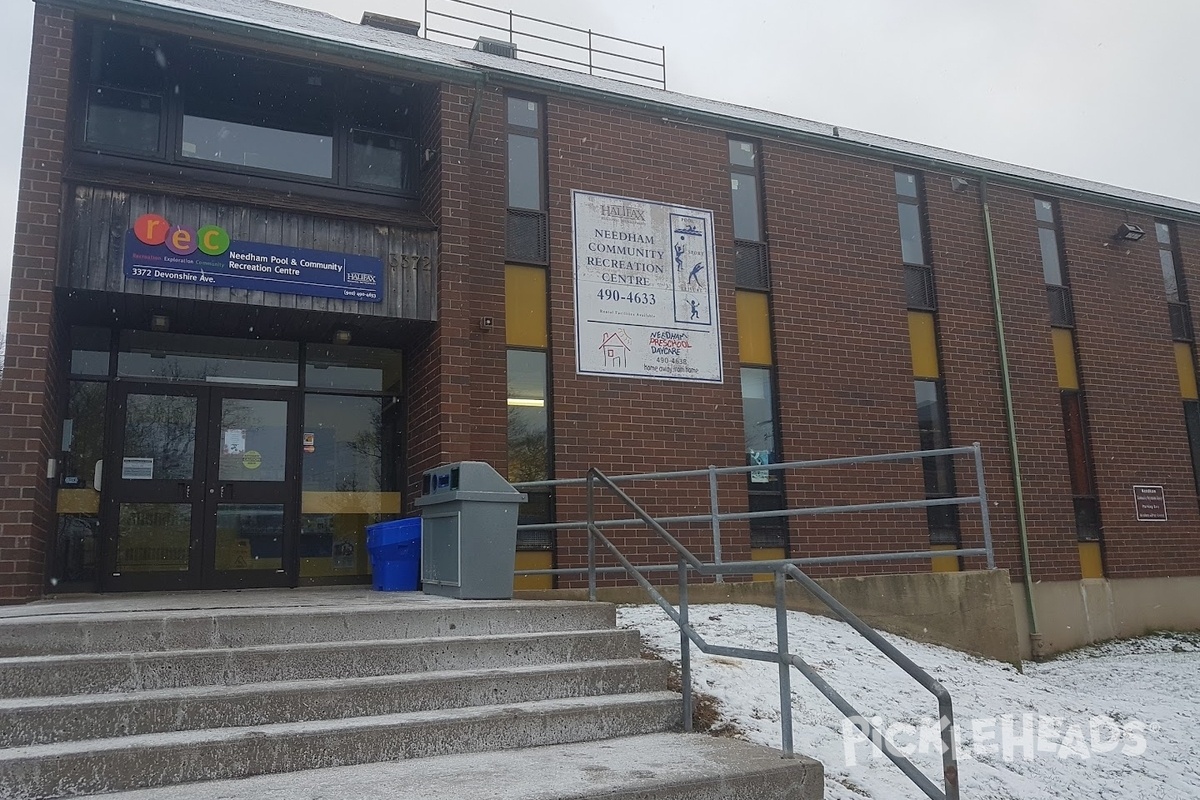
[44,0,1200,223]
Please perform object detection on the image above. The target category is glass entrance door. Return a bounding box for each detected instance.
[103,384,297,591]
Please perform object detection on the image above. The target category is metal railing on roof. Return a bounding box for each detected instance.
[423,0,667,90]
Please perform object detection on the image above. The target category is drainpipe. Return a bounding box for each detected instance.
[978,176,1043,658]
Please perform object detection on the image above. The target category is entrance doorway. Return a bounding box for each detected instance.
[103,384,298,591]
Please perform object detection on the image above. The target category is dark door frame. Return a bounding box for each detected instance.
[100,382,300,592]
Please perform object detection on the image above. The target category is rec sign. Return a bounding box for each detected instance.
[124,213,384,303]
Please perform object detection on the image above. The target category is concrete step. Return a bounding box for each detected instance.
[0,599,615,657]
[0,692,684,800]
[0,628,642,698]
[84,733,824,800]
[0,658,671,746]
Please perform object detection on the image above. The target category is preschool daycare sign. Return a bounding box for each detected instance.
[123,214,383,303]
[572,191,723,383]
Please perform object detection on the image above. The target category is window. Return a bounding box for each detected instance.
[1061,391,1101,541]
[1035,199,1074,327]
[896,171,936,311]
[915,379,959,543]
[507,350,549,483]
[506,96,548,265]
[729,140,769,289]
[77,23,419,200]
[1157,221,1193,341]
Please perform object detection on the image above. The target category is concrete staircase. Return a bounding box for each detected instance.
[0,590,822,799]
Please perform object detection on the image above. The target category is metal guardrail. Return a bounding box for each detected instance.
[583,467,961,800]
[514,443,995,578]
[424,0,668,89]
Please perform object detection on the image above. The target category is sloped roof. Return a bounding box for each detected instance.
[62,0,1200,218]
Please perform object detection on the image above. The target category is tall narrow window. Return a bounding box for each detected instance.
[507,263,553,588]
[896,170,959,568]
[1037,198,1074,327]
[729,139,769,289]
[1160,221,1200,494]
[731,142,785,570]
[506,95,547,265]
[1038,199,1102,576]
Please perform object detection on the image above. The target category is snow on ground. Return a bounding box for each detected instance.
[617,604,1200,800]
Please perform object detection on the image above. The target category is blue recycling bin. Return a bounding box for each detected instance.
[366,517,421,591]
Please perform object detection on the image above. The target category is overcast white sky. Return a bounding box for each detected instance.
[2,0,1199,323]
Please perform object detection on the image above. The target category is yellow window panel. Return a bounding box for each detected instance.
[56,489,100,515]
[908,311,939,379]
[751,546,786,582]
[301,492,403,515]
[1052,328,1078,390]
[514,550,554,590]
[931,543,960,573]
[1176,342,1198,400]
[737,290,773,366]
[1078,541,1104,579]
[506,264,548,348]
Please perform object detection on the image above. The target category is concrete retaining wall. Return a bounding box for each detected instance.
[1013,575,1200,660]
[517,569,1022,667]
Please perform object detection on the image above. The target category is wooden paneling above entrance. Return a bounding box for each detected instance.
[63,186,437,322]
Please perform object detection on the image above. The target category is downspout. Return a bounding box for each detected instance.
[978,176,1043,658]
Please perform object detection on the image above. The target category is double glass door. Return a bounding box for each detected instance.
[103,384,297,591]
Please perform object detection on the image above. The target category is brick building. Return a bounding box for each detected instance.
[2,0,1198,656]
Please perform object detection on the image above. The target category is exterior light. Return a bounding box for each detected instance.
[333,329,352,345]
[1114,223,1145,242]
[150,314,170,332]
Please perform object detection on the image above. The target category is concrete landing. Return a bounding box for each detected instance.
[90,733,823,800]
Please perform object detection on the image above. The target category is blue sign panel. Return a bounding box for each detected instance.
[123,232,384,303]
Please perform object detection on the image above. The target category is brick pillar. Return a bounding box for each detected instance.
[0,5,73,603]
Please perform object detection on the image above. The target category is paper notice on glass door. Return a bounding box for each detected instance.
[223,429,246,455]
[121,458,154,480]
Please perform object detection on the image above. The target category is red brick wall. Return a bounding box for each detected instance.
[427,77,1200,586]
[0,5,72,603]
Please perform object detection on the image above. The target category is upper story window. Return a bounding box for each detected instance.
[507,96,543,212]
[729,140,762,242]
[1035,199,1065,286]
[1157,221,1194,341]
[78,24,420,201]
[895,171,928,267]
[505,95,548,265]
[1035,199,1074,327]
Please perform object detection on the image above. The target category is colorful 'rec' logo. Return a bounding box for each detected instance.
[133,214,231,257]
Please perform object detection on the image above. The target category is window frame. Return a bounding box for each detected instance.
[72,22,422,207]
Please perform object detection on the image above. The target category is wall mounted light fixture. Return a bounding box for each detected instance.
[150,314,170,332]
[333,329,352,345]
[1114,223,1146,242]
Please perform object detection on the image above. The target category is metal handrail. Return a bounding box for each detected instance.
[424,0,668,89]
[516,443,997,576]
[585,467,960,800]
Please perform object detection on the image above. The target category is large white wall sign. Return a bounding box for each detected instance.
[572,190,723,383]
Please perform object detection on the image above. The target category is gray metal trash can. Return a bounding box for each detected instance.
[416,461,527,599]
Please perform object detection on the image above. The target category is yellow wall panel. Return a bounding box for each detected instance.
[506,265,548,348]
[514,550,554,590]
[1078,541,1104,579]
[751,546,786,582]
[737,291,773,366]
[931,543,960,573]
[908,312,939,379]
[1175,343,1198,400]
[1052,328,1079,390]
